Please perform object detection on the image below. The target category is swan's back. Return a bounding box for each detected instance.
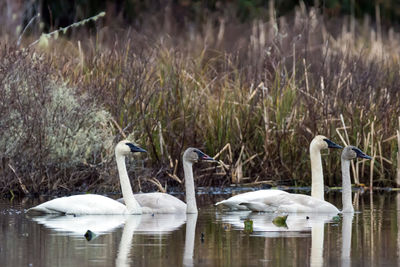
[239,193,339,213]
[215,189,289,211]
[277,193,339,213]
[133,192,187,214]
[216,189,339,213]
[27,194,128,215]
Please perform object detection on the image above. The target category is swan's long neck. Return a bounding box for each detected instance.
[310,145,325,201]
[116,153,142,214]
[183,160,197,214]
[341,158,354,213]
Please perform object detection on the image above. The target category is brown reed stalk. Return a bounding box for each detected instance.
[370,120,375,191]
[8,164,29,195]
[397,117,400,186]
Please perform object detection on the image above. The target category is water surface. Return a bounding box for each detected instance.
[1,191,399,266]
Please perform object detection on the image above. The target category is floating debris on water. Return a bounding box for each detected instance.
[84,230,97,241]
[272,215,288,228]
[244,219,253,233]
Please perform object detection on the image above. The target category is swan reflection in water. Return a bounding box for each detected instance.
[216,211,336,237]
[341,213,354,267]
[217,210,355,267]
[31,214,127,237]
[30,213,196,266]
[31,213,186,235]
[217,211,338,267]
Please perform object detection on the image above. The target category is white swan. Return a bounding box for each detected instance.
[120,147,217,214]
[219,145,371,213]
[215,135,342,212]
[27,140,146,215]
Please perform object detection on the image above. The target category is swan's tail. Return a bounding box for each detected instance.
[214,200,224,206]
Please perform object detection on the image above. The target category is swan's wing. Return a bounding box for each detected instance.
[215,189,288,211]
[134,192,187,213]
[238,201,278,212]
[238,191,290,212]
[235,192,339,213]
[275,194,339,213]
[27,194,128,215]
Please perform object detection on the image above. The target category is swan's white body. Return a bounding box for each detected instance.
[215,189,284,211]
[132,157,196,214]
[28,194,131,215]
[27,140,146,215]
[133,192,187,214]
[219,189,339,213]
[120,147,215,214]
[215,135,341,213]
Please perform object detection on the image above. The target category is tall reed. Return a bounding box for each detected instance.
[1,4,400,196]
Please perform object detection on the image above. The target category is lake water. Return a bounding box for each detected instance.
[1,190,400,266]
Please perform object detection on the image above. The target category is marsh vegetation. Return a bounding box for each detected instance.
[0,1,400,196]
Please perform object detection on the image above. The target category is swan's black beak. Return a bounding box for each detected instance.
[126,143,147,153]
[196,150,218,162]
[324,138,343,149]
[352,147,372,160]
[202,155,218,162]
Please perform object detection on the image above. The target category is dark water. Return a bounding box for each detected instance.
[1,191,400,267]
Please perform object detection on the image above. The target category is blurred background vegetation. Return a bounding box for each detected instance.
[1,0,400,196]
[24,0,400,28]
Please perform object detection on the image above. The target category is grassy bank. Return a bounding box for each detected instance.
[1,5,400,196]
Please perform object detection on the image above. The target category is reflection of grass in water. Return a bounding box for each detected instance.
[244,219,253,233]
[272,215,288,228]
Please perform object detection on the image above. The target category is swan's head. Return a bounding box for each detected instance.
[342,146,372,160]
[183,147,217,164]
[311,135,343,150]
[115,140,147,156]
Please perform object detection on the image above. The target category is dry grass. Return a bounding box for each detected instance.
[1,4,400,196]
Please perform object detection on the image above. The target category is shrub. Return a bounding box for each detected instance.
[0,46,116,195]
